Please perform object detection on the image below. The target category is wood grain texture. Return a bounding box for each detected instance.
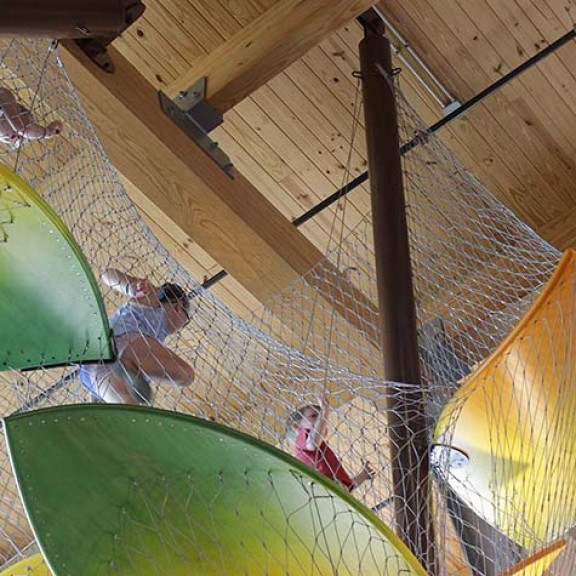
[60,40,324,302]
[378,0,576,247]
[165,0,376,112]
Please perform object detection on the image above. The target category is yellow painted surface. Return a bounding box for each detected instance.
[499,539,566,576]
[0,555,50,576]
[436,250,576,547]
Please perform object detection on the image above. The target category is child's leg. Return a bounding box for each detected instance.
[118,334,195,388]
[83,363,142,405]
[95,371,141,404]
[0,88,64,142]
[2,102,34,136]
[82,334,193,405]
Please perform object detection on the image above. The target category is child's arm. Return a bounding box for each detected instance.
[351,460,376,491]
[0,87,63,141]
[101,268,158,304]
[305,393,330,451]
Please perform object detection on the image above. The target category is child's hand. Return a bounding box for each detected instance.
[318,393,331,421]
[318,391,329,409]
[358,460,376,483]
[127,278,155,299]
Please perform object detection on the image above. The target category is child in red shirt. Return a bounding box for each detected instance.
[287,394,375,492]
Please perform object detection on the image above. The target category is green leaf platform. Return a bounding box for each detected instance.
[4,404,426,576]
[0,162,113,371]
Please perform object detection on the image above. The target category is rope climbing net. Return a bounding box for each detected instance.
[0,38,573,576]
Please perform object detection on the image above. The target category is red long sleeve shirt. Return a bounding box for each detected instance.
[294,429,354,491]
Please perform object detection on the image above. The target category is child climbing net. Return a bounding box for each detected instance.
[0,87,63,147]
[287,392,376,492]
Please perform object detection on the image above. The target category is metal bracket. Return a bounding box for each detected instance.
[442,100,462,117]
[75,0,146,73]
[173,77,206,111]
[75,38,115,72]
[159,79,234,179]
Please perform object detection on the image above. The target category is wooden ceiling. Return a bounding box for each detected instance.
[5,2,575,570]
[65,0,576,323]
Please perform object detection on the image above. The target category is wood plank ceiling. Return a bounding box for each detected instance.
[4,3,572,571]
[104,0,576,321]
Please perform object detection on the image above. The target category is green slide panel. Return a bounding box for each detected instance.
[0,162,113,371]
[4,405,426,576]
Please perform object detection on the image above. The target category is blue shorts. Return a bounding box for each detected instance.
[79,362,152,404]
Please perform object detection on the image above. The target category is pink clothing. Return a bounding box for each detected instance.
[294,429,354,491]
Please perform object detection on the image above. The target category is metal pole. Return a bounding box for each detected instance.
[293,26,576,228]
[359,22,436,573]
[0,0,143,39]
[199,24,576,292]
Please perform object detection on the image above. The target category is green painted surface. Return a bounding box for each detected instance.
[0,162,113,371]
[5,405,427,576]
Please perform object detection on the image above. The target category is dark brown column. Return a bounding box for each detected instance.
[0,0,142,38]
[359,22,436,574]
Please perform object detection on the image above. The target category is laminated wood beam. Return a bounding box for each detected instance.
[165,0,376,114]
[61,40,322,302]
[60,41,383,370]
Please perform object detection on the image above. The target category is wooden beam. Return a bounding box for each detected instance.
[59,41,385,370]
[538,207,576,251]
[60,40,323,302]
[164,0,375,114]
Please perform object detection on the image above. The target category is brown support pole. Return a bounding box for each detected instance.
[359,21,436,574]
[0,0,142,39]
